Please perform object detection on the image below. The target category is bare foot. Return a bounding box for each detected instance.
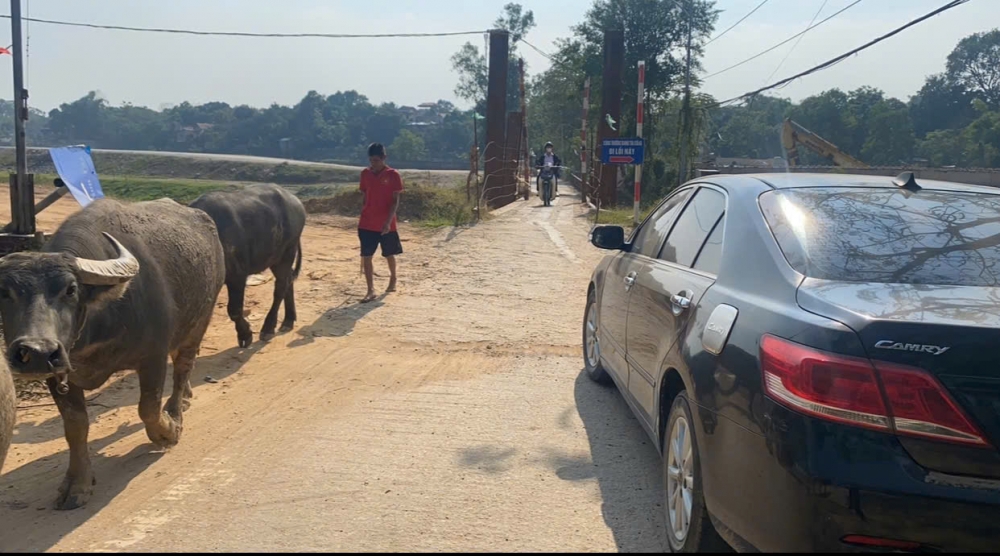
[386,280,397,294]
[361,291,378,303]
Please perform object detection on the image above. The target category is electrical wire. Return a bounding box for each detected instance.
[713,0,973,107]
[703,0,864,80]
[762,0,828,86]
[518,37,577,72]
[0,14,487,39]
[704,0,772,46]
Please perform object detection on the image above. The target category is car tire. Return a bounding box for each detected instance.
[583,290,612,385]
[663,392,730,553]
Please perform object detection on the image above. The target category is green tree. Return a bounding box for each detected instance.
[946,28,1000,109]
[861,99,915,166]
[909,74,977,137]
[390,129,428,162]
[450,3,535,114]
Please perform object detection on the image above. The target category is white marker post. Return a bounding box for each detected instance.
[634,61,645,225]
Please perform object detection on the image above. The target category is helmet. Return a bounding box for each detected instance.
[544,142,554,149]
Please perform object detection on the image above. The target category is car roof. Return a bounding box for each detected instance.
[699,172,1000,195]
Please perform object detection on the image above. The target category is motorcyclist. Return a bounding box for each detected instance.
[535,142,561,196]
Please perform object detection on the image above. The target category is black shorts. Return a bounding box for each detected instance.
[358,229,403,258]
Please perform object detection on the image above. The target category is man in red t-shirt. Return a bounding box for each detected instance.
[358,142,403,303]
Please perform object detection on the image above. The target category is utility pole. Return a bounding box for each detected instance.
[580,77,590,204]
[597,29,625,208]
[678,5,693,188]
[8,0,34,236]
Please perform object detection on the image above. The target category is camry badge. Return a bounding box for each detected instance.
[874,340,950,356]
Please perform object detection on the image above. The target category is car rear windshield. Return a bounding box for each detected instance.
[759,186,1000,286]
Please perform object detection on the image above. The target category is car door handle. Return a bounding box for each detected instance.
[624,272,637,289]
[670,294,691,315]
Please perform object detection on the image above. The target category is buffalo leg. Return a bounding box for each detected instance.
[138,355,181,448]
[260,264,292,342]
[167,347,196,418]
[280,279,297,333]
[227,277,252,348]
[46,378,95,510]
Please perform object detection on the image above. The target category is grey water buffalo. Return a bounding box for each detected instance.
[0,198,225,509]
[190,184,305,347]
[1,356,13,473]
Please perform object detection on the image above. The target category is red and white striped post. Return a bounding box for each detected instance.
[634,61,645,225]
[581,77,590,203]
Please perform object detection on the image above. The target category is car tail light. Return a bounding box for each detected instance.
[875,362,988,446]
[760,335,989,447]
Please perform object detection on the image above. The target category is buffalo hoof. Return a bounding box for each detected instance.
[55,471,95,511]
[259,330,275,343]
[236,321,253,349]
[279,321,295,333]
[146,412,182,448]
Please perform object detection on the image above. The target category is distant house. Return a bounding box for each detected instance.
[175,122,215,143]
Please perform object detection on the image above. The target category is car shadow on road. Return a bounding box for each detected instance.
[568,369,669,552]
[0,421,155,552]
[288,296,385,347]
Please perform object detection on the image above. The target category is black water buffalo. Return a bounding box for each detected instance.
[0,198,225,509]
[190,184,305,347]
[1,357,13,473]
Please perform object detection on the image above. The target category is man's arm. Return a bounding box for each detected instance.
[382,191,401,234]
[382,173,403,234]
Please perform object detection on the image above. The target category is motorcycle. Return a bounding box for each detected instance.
[538,166,555,207]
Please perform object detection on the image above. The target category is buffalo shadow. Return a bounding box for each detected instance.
[9,339,264,447]
[0,420,154,552]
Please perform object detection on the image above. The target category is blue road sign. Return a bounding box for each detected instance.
[601,138,645,165]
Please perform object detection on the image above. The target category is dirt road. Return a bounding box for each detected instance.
[0,186,667,552]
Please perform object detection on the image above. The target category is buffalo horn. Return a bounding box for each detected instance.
[74,233,140,285]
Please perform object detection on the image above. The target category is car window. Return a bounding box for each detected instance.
[630,188,692,258]
[760,187,1000,286]
[660,188,726,267]
[693,215,724,275]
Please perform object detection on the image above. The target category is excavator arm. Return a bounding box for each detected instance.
[781,118,869,168]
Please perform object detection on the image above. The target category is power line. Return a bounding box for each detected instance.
[714,0,973,107]
[705,0,772,46]
[703,0,864,80]
[763,0,829,85]
[518,37,576,71]
[0,14,487,39]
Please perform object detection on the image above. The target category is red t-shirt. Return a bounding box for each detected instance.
[359,166,404,232]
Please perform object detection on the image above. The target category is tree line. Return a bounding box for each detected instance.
[1,91,479,170]
[523,0,1000,204]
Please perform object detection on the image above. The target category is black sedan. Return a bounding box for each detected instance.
[584,172,1000,552]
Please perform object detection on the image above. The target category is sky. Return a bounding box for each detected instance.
[0,0,996,113]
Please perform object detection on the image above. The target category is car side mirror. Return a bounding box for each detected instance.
[591,225,626,250]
